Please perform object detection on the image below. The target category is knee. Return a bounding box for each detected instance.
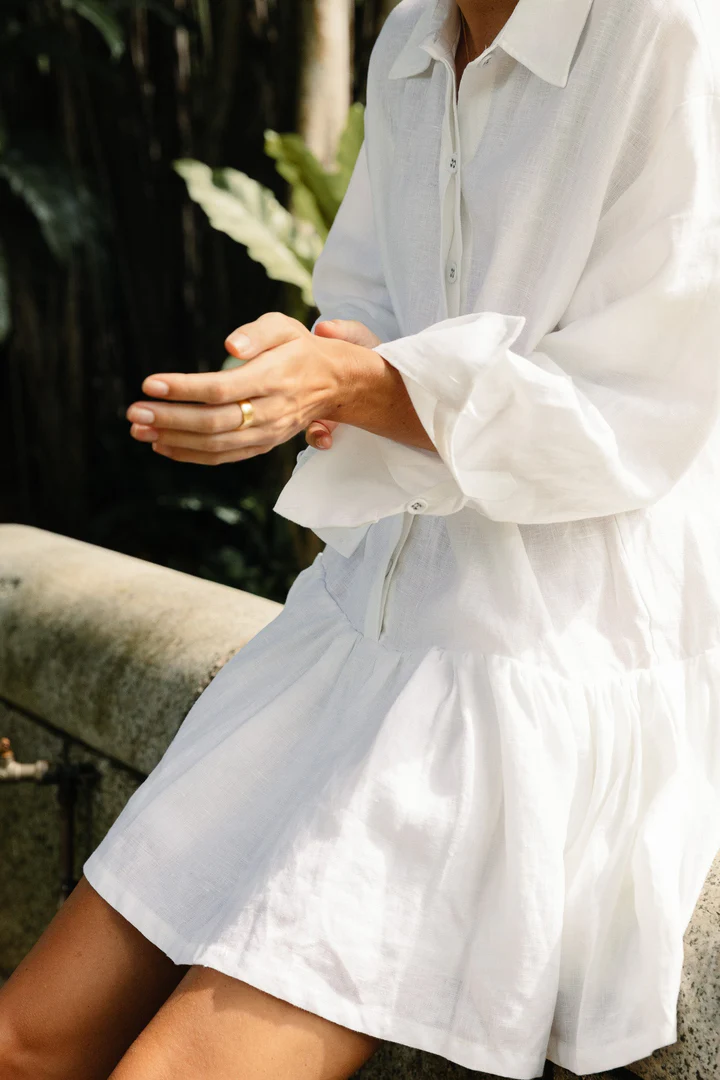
[0,1014,50,1080]
[0,1023,25,1078]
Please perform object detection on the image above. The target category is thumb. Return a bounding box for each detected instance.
[306,419,338,450]
[314,319,382,349]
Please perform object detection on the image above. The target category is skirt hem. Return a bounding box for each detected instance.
[82,855,678,1080]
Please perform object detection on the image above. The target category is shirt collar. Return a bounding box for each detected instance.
[388,0,594,89]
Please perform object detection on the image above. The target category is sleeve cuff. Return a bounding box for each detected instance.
[374,311,526,504]
[273,312,526,554]
[273,425,466,556]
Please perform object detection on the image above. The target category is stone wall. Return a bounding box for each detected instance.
[0,525,717,1080]
[0,698,142,980]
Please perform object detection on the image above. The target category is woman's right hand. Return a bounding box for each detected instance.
[305,320,382,450]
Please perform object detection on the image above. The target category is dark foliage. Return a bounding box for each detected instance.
[0,0,388,601]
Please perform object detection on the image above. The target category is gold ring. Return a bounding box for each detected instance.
[238,400,255,429]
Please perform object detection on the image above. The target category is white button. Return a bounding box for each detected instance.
[449,155,458,173]
[482,54,492,66]
[447,261,458,284]
[407,498,428,514]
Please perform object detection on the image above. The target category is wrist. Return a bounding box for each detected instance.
[321,341,391,427]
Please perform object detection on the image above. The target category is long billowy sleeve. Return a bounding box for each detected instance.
[311,140,401,343]
[276,96,720,548]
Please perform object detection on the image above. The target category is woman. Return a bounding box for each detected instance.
[2,0,719,1077]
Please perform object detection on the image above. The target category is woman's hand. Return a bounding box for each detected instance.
[305,319,382,451]
[126,313,379,466]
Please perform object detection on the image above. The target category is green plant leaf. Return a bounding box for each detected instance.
[61,0,125,59]
[0,146,101,261]
[334,102,365,194]
[264,131,340,232]
[0,239,11,344]
[288,183,328,242]
[174,159,322,306]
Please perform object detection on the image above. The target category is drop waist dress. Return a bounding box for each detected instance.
[83,0,720,1076]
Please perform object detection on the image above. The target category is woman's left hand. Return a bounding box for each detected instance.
[126,313,370,465]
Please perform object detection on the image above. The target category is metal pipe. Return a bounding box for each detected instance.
[0,737,49,782]
[2,736,100,903]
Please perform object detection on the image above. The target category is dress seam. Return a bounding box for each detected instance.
[318,553,720,686]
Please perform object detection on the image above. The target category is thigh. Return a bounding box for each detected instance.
[0,876,188,1080]
[110,964,382,1080]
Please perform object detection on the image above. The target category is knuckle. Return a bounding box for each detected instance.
[215,435,236,453]
[205,384,228,406]
[207,411,228,433]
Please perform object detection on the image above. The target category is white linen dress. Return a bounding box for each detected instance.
[83,0,720,1076]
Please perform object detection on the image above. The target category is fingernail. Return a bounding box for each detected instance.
[317,437,332,449]
[128,407,155,424]
[132,425,158,442]
[227,333,251,355]
[144,379,170,396]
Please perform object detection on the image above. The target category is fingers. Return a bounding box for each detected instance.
[141,368,255,405]
[144,425,267,454]
[225,311,306,361]
[305,419,339,450]
[127,401,253,436]
[134,310,325,464]
[142,315,307,404]
[314,319,382,349]
[152,444,269,466]
[129,391,291,459]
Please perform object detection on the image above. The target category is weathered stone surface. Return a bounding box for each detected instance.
[554,1068,629,1079]
[353,1041,527,1079]
[0,525,282,774]
[0,699,142,976]
[627,855,720,1080]
[2,525,719,1080]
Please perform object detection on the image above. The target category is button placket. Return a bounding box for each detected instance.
[447,158,463,314]
[437,64,460,319]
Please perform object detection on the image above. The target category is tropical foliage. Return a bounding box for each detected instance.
[0,0,391,600]
[175,103,364,315]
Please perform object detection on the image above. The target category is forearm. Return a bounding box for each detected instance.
[323,341,436,452]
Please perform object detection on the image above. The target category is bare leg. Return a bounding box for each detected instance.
[0,876,188,1080]
[110,964,382,1080]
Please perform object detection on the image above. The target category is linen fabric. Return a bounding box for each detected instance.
[84,0,720,1077]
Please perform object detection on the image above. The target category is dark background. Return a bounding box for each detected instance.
[0,0,392,602]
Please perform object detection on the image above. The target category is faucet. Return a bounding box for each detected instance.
[1,735,100,903]
[0,737,50,782]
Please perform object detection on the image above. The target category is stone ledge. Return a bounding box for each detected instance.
[627,853,720,1080]
[1,526,718,1080]
[0,525,282,774]
[554,1069,626,1080]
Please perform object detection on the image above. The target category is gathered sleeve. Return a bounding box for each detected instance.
[311,140,401,344]
[375,94,720,524]
[275,95,720,545]
[277,136,465,548]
